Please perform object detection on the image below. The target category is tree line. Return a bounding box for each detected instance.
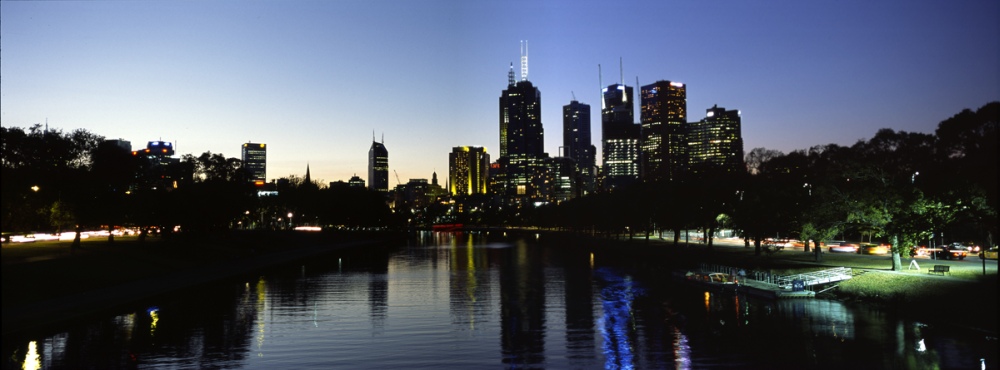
[1,124,395,245]
[2,102,995,270]
[528,101,997,270]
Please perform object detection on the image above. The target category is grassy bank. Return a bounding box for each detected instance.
[3,229,996,336]
[544,231,998,334]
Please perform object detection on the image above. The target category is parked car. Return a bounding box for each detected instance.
[982,247,998,260]
[937,243,969,260]
[858,243,889,255]
[828,241,859,253]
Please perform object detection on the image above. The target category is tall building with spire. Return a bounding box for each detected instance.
[563,100,596,195]
[601,82,639,190]
[640,80,687,182]
[688,105,744,176]
[498,41,546,203]
[368,136,389,193]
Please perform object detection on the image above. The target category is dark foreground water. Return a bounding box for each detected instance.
[4,231,996,369]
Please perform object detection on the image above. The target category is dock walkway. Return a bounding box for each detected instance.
[698,264,854,299]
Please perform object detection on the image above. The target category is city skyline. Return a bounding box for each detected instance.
[2,1,997,185]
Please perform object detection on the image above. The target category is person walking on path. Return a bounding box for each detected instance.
[908,248,921,271]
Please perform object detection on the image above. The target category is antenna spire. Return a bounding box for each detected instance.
[620,57,624,85]
[520,40,528,81]
[598,64,604,110]
[508,63,515,86]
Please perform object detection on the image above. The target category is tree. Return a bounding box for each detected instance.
[842,129,938,270]
[1,125,103,234]
[934,101,998,247]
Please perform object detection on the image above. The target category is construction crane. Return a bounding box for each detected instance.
[394,170,401,185]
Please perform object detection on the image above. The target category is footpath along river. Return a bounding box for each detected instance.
[2,230,996,369]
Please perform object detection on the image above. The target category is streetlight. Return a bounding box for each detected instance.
[30,185,40,192]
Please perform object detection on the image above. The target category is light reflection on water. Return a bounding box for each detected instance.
[3,231,996,369]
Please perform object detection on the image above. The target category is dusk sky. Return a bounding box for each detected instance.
[2,1,997,186]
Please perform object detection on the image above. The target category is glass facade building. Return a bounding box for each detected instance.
[368,140,389,193]
[499,66,546,202]
[449,146,490,196]
[687,105,744,176]
[241,142,267,185]
[562,100,596,195]
[601,84,639,190]
[640,80,687,182]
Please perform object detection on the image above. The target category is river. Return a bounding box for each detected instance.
[3,231,996,369]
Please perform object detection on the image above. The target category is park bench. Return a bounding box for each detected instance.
[929,265,950,275]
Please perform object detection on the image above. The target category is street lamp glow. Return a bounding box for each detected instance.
[30,186,40,192]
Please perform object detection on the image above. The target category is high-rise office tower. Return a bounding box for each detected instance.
[563,100,596,195]
[368,138,389,193]
[241,142,267,185]
[601,83,640,190]
[498,42,546,202]
[688,105,744,176]
[640,80,687,182]
[449,146,490,196]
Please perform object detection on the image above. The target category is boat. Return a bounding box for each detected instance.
[675,271,741,293]
[431,223,463,232]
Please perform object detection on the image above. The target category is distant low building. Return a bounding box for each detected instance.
[132,141,190,191]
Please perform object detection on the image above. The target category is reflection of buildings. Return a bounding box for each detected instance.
[499,240,547,367]
[368,138,389,193]
[241,142,267,185]
[640,80,687,182]
[595,268,639,368]
[445,233,496,334]
[563,251,597,367]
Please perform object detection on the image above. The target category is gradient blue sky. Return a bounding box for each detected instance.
[3,1,998,186]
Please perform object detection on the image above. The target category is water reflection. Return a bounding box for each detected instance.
[3,231,995,369]
[499,239,547,367]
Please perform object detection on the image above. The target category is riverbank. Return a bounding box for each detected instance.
[538,231,998,335]
[1,230,402,337]
[3,229,996,338]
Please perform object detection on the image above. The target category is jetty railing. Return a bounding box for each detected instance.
[698,264,852,290]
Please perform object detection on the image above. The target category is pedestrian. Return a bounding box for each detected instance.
[908,248,920,271]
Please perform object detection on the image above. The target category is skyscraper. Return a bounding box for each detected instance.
[368,139,389,193]
[563,100,596,195]
[601,83,639,190]
[640,80,687,182]
[688,105,744,176]
[498,43,546,203]
[449,146,490,196]
[241,142,267,186]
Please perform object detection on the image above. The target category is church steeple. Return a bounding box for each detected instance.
[305,163,312,184]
